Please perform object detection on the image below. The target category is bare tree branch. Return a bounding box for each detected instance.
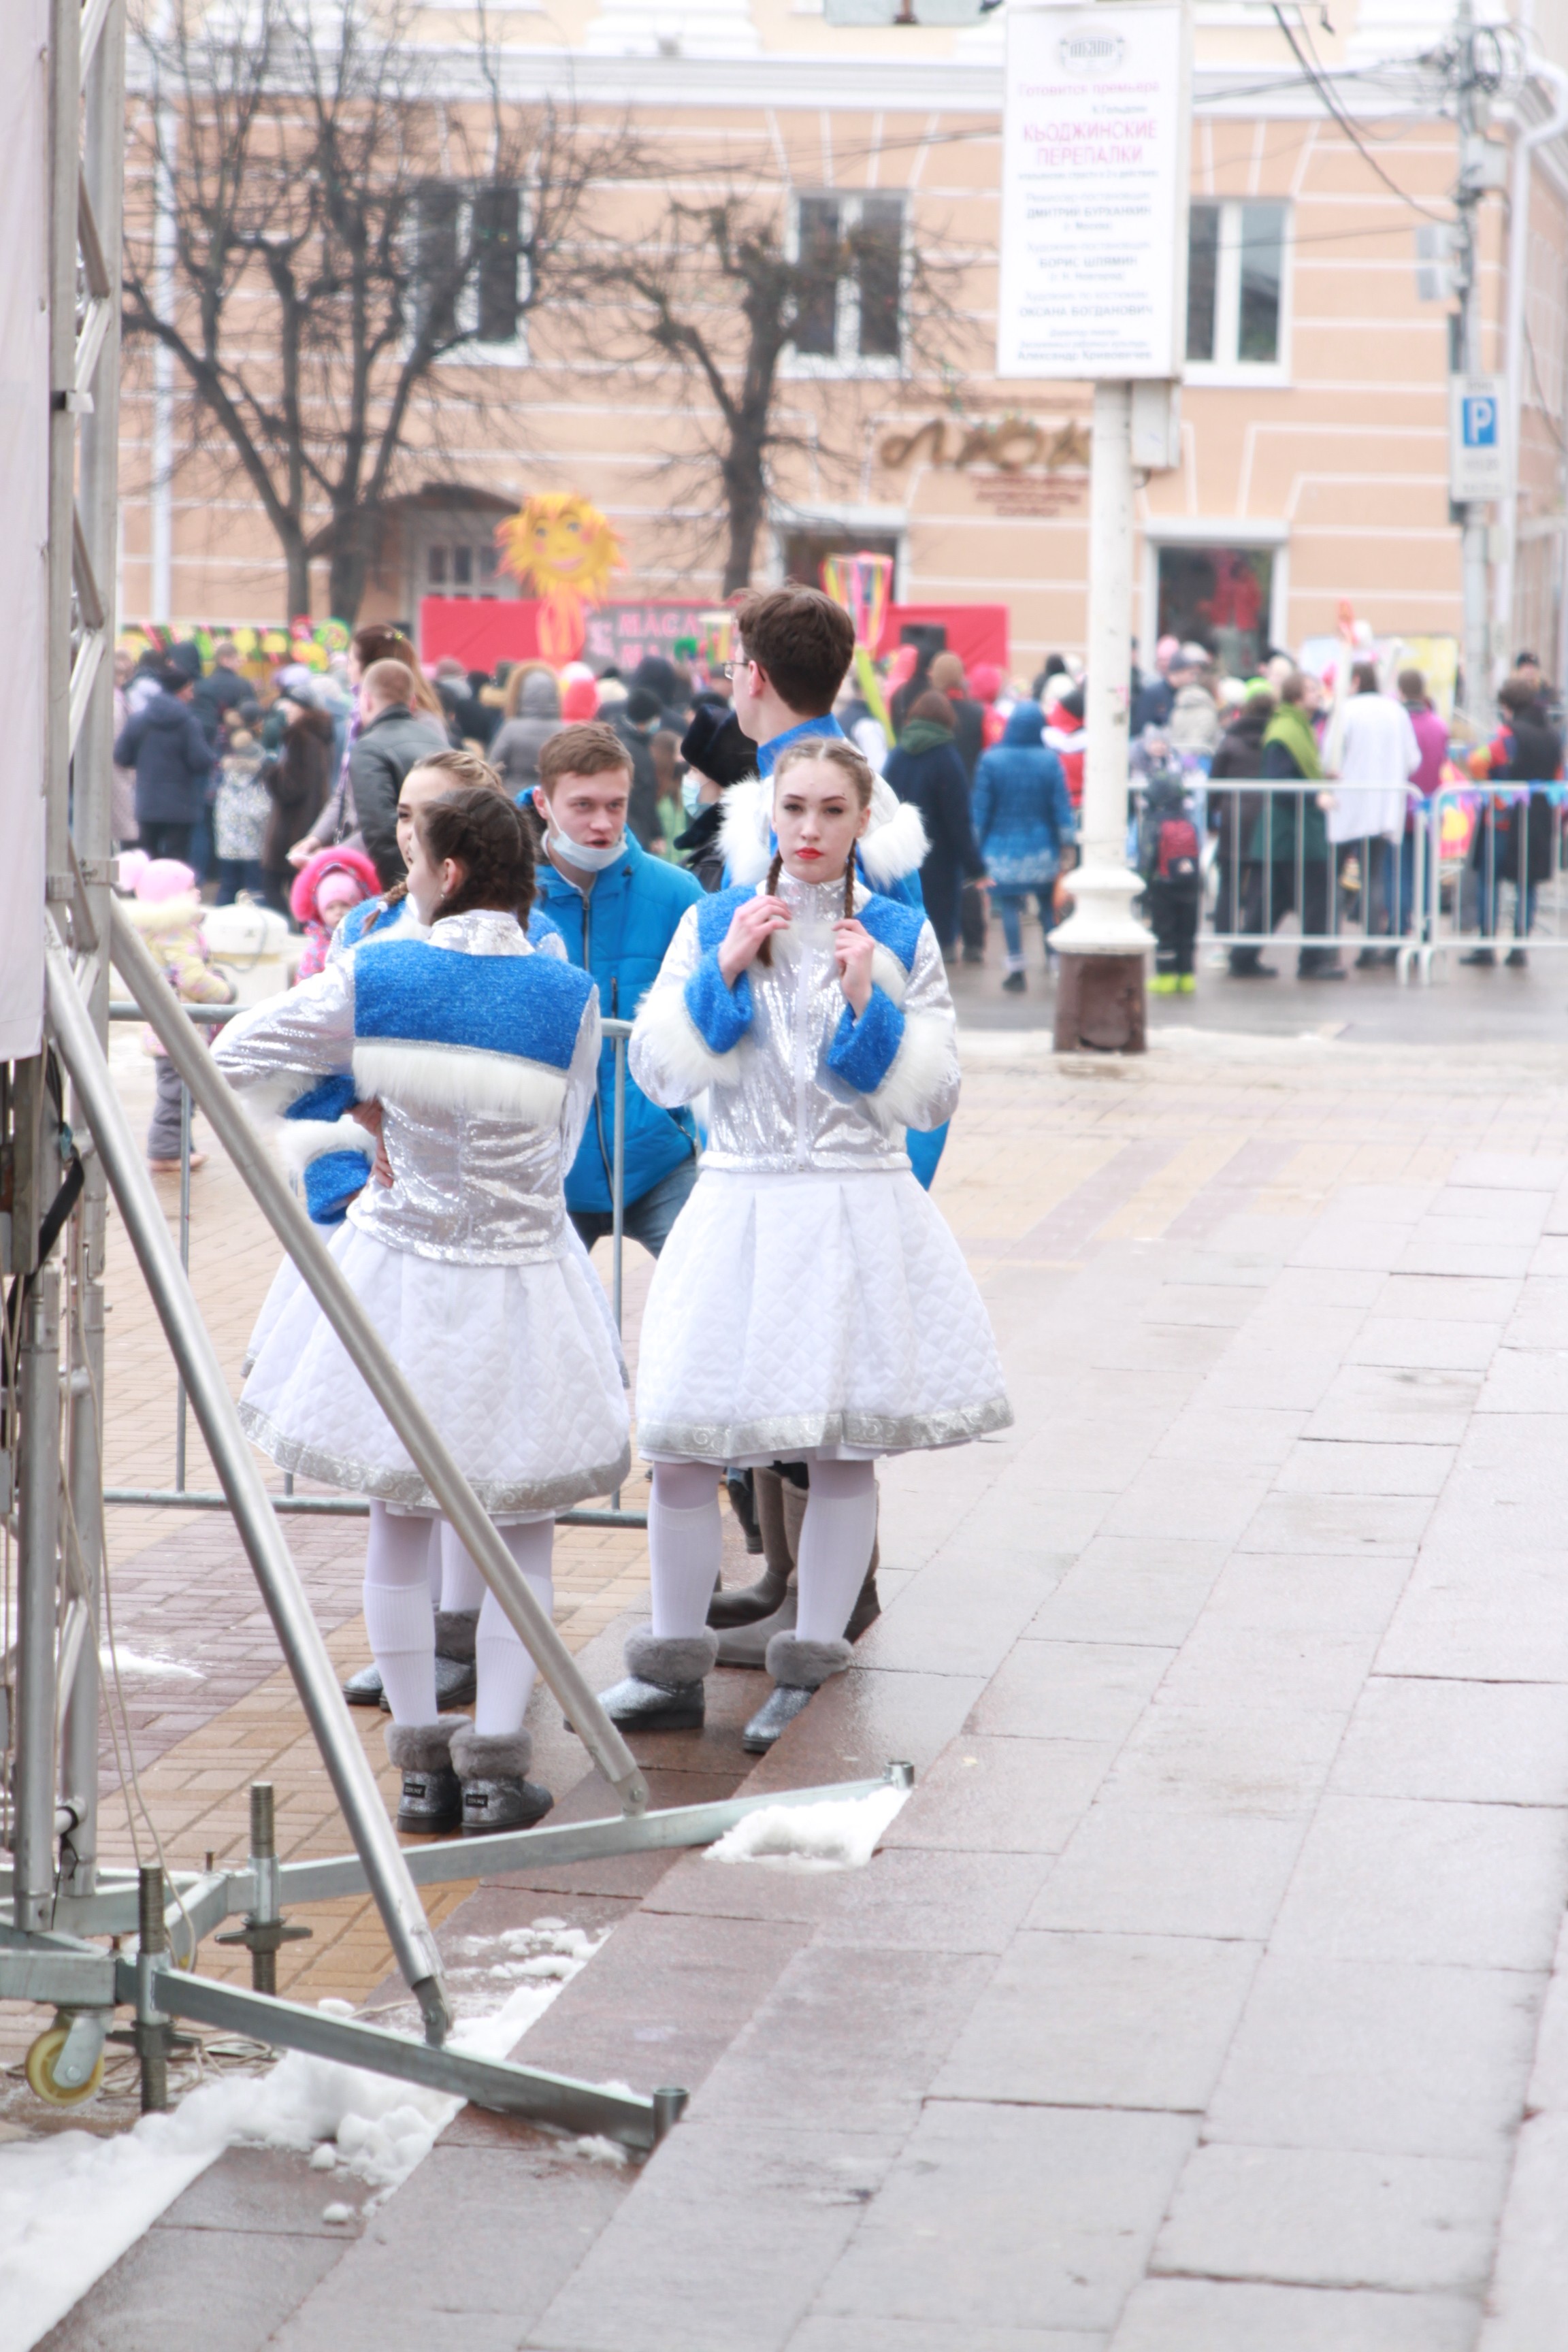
[124,0,634,619]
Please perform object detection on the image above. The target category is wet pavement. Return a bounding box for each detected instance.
[22,957,1568,2349]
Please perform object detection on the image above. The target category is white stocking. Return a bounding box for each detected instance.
[438,1522,487,1616]
[648,1459,723,1639]
[363,1503,438,1727]
[473,1520,555,1737]
[425,1520,443,1603]
[795,1459,878,1643]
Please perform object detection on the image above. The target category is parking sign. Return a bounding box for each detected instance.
[1450,374,1506,501]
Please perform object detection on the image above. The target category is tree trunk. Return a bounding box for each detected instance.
[721,464,766,595]
[283,534,310,623]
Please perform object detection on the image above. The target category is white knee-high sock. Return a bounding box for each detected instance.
[425,1519,443,1603]
[438,1522,487,1616]
[648,1461,723,1640]
[363,1503,438,1726]
[794,1460,878,1643]
[473,1520,554,1738]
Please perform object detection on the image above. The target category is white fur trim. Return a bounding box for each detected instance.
[719,774,770,884]
[351,1040,568,1125]
[869,1004,956,1132]
[279,1115,372,1175]
[859,785,929,888]
[721,767,929,889]
[632,980,746,1101]
[869,945,908,1007]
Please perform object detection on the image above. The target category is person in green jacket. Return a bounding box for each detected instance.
[1243,672,1341,980]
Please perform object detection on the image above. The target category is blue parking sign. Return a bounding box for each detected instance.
[1463,394,1498,449]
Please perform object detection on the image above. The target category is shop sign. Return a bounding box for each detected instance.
[997,1,1190,381]
[879,414,1090,474]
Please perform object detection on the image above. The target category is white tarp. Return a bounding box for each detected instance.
[0,3,50,1062]
[997,1,1188,382]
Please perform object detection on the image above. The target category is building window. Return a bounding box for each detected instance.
[788,195,906,372]
[412,182,528,359]
[425,540,503,597]
[1186,201,1288,377]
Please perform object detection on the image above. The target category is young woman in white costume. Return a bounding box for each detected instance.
[215,787,629,1833]
[602,738,1011,1752]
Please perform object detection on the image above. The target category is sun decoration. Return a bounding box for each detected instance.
[495,492,625,666]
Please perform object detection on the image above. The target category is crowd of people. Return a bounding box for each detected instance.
[112,588,1007,1837]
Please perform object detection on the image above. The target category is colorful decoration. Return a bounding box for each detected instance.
[494,493,625,666]
[821,551,896,735]
[697,609,736,673]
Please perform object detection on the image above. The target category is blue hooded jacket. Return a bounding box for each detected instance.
[971,702,1075,889]
[534,829,704,1213]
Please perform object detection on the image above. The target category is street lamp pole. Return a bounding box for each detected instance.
[1048,379,1154,1051]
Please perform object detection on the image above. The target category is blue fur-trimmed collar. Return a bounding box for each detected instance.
[355,939,591,1068]
[694,882,921,973]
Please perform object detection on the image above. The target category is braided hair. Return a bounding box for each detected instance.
[755,737,875,968]
[416,785,537,926]
[362,748,511,934]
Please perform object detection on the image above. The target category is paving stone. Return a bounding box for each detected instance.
[932,1929,1259,2112]
[1275,1438,1454,1497]
[1204,1953,1541,2157]
[1024,1540,1229,1648]
[790,2323,1102,2352]
[1396,1230,1534,1279]
[1375,1550,1568,1682]
[968,1639,1176,1744]
[1101,1465,1273,1546]
[1290,1221,1416,1273]
[879,1731,1119,1855]
[1151,2141,1507,2293]
[1475,2111,1568,2351]
[1268,1795,1568,1970]
[1348,1317,1503,1370]
[39,2215,348,2352]
[525,2121,906,2352]
[1151,1405,1307,1467]
[1333,1676,1568,1806]
[1239,1491,1431,1557]
[1112,2278,1480,2351]
[1026,1805,1310,1940]
[812,2104,1196,2336]
[1305,1362,1482,1443]
[1374,1271,1522,1322]
[1449,1154,1566,1192]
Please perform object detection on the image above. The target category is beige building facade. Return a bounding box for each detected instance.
[120,1,1568,687]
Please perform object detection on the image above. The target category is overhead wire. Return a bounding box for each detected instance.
[1271,3,1453,225]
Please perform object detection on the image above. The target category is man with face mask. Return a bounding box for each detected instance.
[532,723,706,1256]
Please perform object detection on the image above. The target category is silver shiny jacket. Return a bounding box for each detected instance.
[214,909,599,1265]
[630,873,960,1175]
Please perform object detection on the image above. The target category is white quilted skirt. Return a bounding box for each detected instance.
[238,1222,631,1516]
[635,1166,1012,1466]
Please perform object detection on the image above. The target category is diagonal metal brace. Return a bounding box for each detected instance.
[111,1961,681,2151]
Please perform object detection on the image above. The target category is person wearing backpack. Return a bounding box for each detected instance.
[1138,760,1203,994]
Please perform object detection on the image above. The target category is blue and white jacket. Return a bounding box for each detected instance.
[630,871,960,1176]
[215,910,599,1264]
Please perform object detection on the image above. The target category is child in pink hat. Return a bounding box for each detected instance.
[120,854,235,1172]
[289,846,380,979]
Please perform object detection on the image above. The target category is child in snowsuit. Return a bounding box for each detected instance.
[1139,765,1203,994]
[290,845,380,981]
[119,851,236,1171]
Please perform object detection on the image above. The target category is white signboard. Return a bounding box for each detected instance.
[1449,374,1506,503]
[0,0,49,1062]
[998,1,1190,381]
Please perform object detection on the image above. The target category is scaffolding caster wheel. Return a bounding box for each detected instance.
[24,2014,108,2107]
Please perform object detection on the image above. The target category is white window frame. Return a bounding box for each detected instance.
[414,182,532,370]
[1184,198,1290,389]
[783,192,909,381]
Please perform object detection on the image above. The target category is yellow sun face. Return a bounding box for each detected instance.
[495,494,623,601]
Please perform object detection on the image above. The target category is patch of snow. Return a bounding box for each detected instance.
[702,1785,909,1874]
[0,1925,606,2352]
[568,2135,629,2168]
[99,1647,203,1680]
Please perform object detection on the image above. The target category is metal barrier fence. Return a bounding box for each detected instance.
[1199,783,1431,981]
[103,1001,644,1529]
[1420,782,1568,979]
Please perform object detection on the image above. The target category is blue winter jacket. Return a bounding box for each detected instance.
[534,831,704,1213]
[971,702,1075,888]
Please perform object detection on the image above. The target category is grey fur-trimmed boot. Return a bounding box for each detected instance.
[741,1633,852,1754]
[448,1722,553,1835]
[596,1631,717,1733]
[386,1718,464,1836]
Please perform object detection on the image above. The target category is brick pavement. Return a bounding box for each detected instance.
[24,1005,1568,2348]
